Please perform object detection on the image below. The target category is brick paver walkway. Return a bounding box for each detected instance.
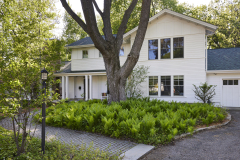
[0,113,137,155]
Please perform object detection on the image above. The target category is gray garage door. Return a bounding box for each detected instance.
[222,80,240,107]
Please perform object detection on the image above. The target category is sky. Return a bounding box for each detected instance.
[53,0,212,37]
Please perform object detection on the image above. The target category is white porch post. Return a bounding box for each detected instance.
[62,76,65,99]
[89,75,92,100]
[85,75,88,101]
[66,76,69,99]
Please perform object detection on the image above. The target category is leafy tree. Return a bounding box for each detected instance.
[183,0,240,49]
[62,9,87,45]
[0,0,63,156]
[60,0,152,103]
[193,82,216,103]
[61,2,87,60]
[126,65,149,98]
[207,0,240,48]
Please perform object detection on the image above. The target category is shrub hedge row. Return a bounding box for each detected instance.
[35,98,227,144]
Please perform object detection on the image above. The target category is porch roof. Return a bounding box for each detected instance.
[54,62,106,76]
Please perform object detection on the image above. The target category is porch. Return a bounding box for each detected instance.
[60,74,108,101]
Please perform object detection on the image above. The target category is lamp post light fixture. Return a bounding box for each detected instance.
[41,68,48,154]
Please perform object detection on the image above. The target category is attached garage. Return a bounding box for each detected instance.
[222,79,240,107]
[207,48,240,108]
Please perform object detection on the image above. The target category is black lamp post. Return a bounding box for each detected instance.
[41,68,48,154]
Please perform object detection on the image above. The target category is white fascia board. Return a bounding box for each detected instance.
[123,9,218,38]
[66,44,95,49]
[65,38,130,49]
[206,70,240,74]
[53,72,106,76]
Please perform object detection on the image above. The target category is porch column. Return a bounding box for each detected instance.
[66,76,69,99]
[85,75,88,101]
[62,76,65,99]
[89,75,92,100]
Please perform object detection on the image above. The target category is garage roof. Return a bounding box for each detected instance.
[208,48,240,70]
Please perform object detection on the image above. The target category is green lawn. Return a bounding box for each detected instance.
[34,98,227,145]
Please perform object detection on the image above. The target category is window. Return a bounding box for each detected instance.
[173,37,184,58]
[119,47,124,56]
[148,40,158,60]
[99,52,102,57]
[161,38,171,59]
[174,75,184,96]
[161,76,171,96]
[223,80,238,85]
[83,50,88,58]
[149,76,158,95]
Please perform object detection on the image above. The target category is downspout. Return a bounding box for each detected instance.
[205,34,208,82]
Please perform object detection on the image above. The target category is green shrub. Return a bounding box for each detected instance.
[34,98,227,145]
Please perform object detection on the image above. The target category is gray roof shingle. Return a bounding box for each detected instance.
[57,61,71,73]
[66,35,117,47]
[208,48,240,70]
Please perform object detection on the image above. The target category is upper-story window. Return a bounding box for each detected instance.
[161,38,171,59]
[119,47,124,56]
[148,40,158,60]
[83,50,88,58]
[173,37,184,58]
[99,52,102,57]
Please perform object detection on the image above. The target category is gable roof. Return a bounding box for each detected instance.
[123,9,218,38]
[67,9,217,48]
[207,48,240,71]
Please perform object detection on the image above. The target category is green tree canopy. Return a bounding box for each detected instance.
[0,0,64,156]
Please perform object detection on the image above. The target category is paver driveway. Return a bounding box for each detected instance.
[141,110,240,160]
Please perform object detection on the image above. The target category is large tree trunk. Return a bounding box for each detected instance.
[60,0,151,103]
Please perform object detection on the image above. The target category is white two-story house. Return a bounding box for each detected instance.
[54,9,240,108]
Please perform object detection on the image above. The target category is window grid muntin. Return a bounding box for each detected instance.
[119,46,124,56]
[161,38,171,59]
[173,37,184,58]
[99,52,102,57]
[148,39,158,60]
[161,76,171,96]
[83,50,88,58]
[149,76,158,95]
[223,80,238,85]
[174,75,184,96]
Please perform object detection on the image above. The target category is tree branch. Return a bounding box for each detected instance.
[120,0,151,78]
[60,0,88,33]
[92,0,103,17]
[116,0,138,46]
[102,0,114,42]
[81,0,108,54]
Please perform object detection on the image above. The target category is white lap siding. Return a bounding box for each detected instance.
[137,58,206,103]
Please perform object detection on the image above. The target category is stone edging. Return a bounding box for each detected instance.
[174,112,231,140]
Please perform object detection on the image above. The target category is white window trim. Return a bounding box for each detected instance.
[173,75,184,97]
[173,37,184,59]
[148,36,185,61]
[147,75,185,98]
[160,75,171,97]
[82,50,88,58]
[148,75,159,97]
